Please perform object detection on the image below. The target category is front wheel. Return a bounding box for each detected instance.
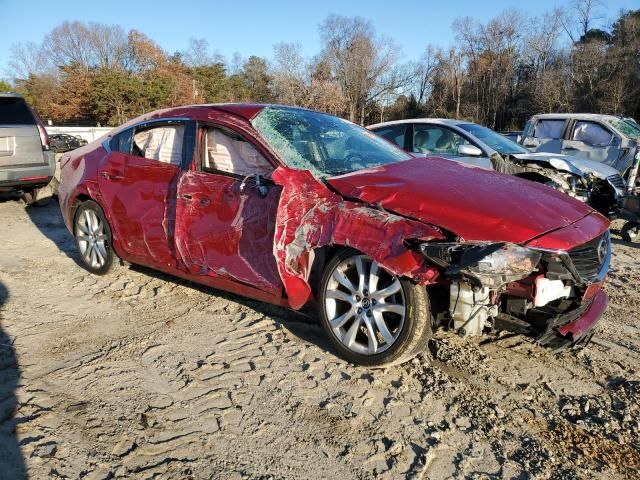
[319,249,432,367]
[74,200,115,275]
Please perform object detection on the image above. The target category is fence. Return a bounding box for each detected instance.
[45,126,112,143]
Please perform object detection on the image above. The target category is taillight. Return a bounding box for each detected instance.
[37,124,49,150]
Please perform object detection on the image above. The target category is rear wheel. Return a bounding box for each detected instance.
[319,249,432,367]
[74,200,114,275]
[22,190,38,206]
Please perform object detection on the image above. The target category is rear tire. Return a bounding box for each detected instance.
[73,200,115,275]
[22,190,37,205]
[319,248,432,367]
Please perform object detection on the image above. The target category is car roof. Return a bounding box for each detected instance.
[529,113,620,122]
[107,103,327,137]
[367,118,473,129]
[168,103,316,121]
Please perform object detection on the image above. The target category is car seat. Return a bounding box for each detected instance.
[413,129,430,153]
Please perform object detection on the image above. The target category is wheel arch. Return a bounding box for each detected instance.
[70,194,123,260]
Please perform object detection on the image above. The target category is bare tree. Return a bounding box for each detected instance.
[561,0,605,42]
[6,42,49,80]
[88,23,128,69]
[412,45,440,105]
[575,0,605,38]
[271,42,309,106]
[43,21,95,71]
[319,15,402,124]
[181,38,225,68]
[525,8,565,76]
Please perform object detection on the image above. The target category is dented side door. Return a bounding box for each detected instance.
[97,121,186,268]
[174,124,283,297]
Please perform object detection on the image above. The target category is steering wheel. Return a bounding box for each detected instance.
[344,153,365,170]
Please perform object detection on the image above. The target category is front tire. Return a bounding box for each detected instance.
[74,200,114,275]
[319,249,432,367]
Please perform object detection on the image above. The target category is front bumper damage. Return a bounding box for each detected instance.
[536,289,608,350]
[424,229,611,351]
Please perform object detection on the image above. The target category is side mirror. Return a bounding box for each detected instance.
[458,144,483,157]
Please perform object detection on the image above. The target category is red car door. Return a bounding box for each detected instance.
[98,120,187,268]
[174,124,283,297]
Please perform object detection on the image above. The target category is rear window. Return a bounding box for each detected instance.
[0,97,36,125]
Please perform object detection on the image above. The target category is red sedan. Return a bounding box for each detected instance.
[58,104,610,366]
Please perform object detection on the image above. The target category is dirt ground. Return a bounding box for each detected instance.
[0,194,638,480]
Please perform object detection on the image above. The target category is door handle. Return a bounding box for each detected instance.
[563,146,578,151]
[181,193,210,206]
[102,171,123,181]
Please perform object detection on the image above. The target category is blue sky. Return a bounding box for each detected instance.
[1,0,637,77]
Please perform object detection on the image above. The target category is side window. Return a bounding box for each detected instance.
[413,125,468,155]
[533,120,565,139]
[110,129,133,154]
[374,125,407,148]
[132,124,184,165]
[572,121,613,146]
[204,127,272,176]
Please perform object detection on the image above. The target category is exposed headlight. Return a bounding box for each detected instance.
[420,242,541,287]
[549,158,572,172]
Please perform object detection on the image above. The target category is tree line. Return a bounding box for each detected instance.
[3,0,639,130]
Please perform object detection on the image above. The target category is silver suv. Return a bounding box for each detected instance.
[0,93,55,203]
[521,113,640,191]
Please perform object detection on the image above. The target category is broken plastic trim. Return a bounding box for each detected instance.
[420,242,542,288]
[529,231,611,285]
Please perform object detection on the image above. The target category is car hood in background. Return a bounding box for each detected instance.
[327,157,597,245]
[512,152,620,179]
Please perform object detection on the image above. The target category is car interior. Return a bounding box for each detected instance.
[132,125,184,165]
[204,127,273,176]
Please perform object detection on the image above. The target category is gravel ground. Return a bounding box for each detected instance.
[0,195,638,480]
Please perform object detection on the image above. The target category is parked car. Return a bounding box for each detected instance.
[521,113,640,190]
[501,131,523,143]
[50,133,87,153]
[59,104,610,366]
[368,119,626,217]
[0,93,55,203]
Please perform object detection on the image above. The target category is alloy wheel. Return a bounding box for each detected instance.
[324,254,406,355]
[76,208,108,269]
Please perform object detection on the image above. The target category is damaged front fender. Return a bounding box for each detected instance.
[270,167,444,309]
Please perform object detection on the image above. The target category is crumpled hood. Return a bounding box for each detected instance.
[327,157,596,244]
[512,152,620,179]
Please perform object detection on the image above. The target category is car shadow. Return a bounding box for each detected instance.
[130,264,335,357]
[23,199,84,268]
[21,198,335,358]
[0,281,27,479]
